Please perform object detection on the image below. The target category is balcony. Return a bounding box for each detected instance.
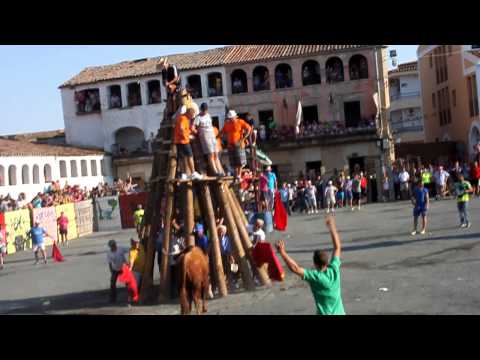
[390,115,424,134]
[259,120,378,150]
[390,91,421,112]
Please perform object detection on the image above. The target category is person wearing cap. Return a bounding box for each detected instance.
[193,103,225,176]
[194,223,209,255]
[324,180,338,214]
[106,239,128,303]
[129,238,146,290]
[29,221,51,265]
[220,110,252,179]
[174,105,203,181]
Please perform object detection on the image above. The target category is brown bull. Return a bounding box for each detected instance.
[177,246,210,315]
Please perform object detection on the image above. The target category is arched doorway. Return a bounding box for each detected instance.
[326,57,344,83]
[231,69,248,94]
[275,63,293,89]
[349,54,369,80]
[115,127,146,154]
[469,123,480,158]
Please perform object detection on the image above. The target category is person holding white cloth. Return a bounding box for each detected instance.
[193,103,225,176]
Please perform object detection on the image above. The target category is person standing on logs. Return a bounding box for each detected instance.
[193,103,225,177]
[220,110,252,181]
[174,106,203,181]
[159,58,181,114]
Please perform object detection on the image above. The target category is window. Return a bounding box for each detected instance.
[302,60,321,86]
[275,63,293,89]
[33,165,40,184]
[231,69,248,94]
[467,76,478,118]
[302,105,319,125]
[108,85,122,109]
[8,165,17,186]
[429,53,433,68]
[326,57,344,83]
[91,160,98,176]
[22,165,29,185]
[81,160,88,177]
[44,164,52,182]
[59,160,67,178]
[147,80,161,104]
[100,159,106,176]
[253,66,270,91]
[127,82,142,107]
[258,110,275,141]
[74,88,101,114]
[432,93,436,108]
[344,101,361,128]
[452,89,456,107]
[349,54,368,80]
[70,160,78,178]
[207,73,223,97]
[0,165,4,186]
[187,75,203,98]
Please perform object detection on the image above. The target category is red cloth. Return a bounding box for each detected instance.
[273,191,287,231]
[51,242,65,262]
[360,176,367,189]
[117,264,139,303]
[251,242,285,282]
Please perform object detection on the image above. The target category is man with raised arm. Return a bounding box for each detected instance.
[276,215,345,315]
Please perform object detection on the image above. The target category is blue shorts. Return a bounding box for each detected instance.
[413,207,427,218]
[345,190,353,199]
[337,192,345,200]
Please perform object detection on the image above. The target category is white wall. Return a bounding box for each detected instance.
[399,74,420,95]
[61,67,230,153]
[0,154,113,200]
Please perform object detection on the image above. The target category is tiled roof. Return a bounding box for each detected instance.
[471,50,480,58]
[60,45,380,88]
[0,129,65,142]
[389,60,418,75]
[0,139,104,157]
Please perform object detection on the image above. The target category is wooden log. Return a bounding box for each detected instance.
[228,187,248,226]
[198,183,228,297]
[225,188,272,287]
[216,183,255,291]
[183,181,195,247]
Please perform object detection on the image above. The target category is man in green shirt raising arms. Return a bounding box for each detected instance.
[276,215,345,315]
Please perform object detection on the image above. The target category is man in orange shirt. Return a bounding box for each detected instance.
[220,110,252,179]
[174,106,203,180]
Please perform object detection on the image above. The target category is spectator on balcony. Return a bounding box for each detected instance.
[110,93,121,108]
[233,77,243,93]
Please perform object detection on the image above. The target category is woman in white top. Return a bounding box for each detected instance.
[193,103,224,176]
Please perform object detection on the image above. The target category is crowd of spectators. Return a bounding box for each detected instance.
[0,177,140,213]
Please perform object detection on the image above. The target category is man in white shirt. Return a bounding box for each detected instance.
[106,240,128,303]
[434,166,450,199]
[247,219,266,245]
[399,168,410,200]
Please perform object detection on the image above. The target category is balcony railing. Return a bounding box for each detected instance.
[111,142,153,159]
[260,121,378,145]
[390,91,421,101]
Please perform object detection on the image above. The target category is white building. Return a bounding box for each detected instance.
[388,61,425,143]
[0,139,112,200]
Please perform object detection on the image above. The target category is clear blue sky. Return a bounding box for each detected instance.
[0,45,417,136]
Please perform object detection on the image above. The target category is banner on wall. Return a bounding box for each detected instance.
[119,192,149,229]
[95,196,122,232]
[0,212,6,250]
[32,207,58,246]
[4,209,32,254]
[55,203,78,240]
[75,200,94,237]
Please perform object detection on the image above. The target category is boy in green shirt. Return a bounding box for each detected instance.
[133,204,145,237]
[276,215,345,315]
[455,174,473,228]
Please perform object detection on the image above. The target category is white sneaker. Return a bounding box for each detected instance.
[411,230,417,236]
[460,223,466,228]
[466,223,471,229]
[190,172,203,180]
[315,210,319,214]
[180,173,188,180]
[420,229,426,235]
[326,209,330,214]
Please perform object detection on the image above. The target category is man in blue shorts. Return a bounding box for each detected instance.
[30,221,52,265]
[411,180,429,235]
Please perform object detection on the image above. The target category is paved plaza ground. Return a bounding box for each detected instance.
[1,197,480,315]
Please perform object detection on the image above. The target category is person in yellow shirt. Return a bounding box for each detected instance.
[133,204,145,238]
[129,238,146,289]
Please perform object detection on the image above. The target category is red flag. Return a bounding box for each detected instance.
[273,191,288,231]
[252,242,285,282]
[52,242,65,262]
[117,264,139,303]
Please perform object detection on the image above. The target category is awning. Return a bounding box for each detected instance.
[246,147,272,166]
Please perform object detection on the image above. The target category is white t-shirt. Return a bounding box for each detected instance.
[194,113,213,129]
[106,247,128,271]
[247,224,266,243]
[325,185,337,199]
[435,170,449,185]
[399,171,410,183]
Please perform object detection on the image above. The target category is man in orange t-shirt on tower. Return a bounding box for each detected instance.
[220,110,252,180]
[174,106,203,181]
